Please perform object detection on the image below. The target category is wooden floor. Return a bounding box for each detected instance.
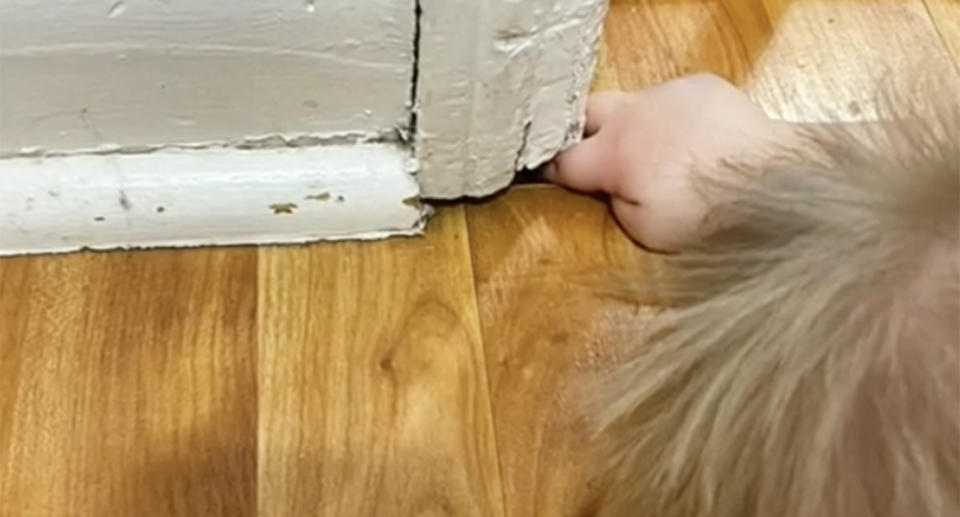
[2,1,958,516]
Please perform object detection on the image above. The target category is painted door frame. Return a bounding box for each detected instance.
[416,0,607,197]
[0,0,608,256]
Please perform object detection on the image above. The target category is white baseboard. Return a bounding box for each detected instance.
[0,0,607,255]
[0,143,426,256]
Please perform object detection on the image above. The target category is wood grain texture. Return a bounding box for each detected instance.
[257,207,505,517]
[593,0,773,91]
[746,0,957,121]
[466,187,656,517]
[3,2,957,516]
[597,0,957,119]
[0,249,257,517]
[926,0,960,69]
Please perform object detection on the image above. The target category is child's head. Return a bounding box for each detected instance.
[591,95,959,517]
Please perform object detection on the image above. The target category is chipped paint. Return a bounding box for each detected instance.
[402,196,422,209]
[0,143,425,256]
[269,203,298,215]
[305,192,332,202]
[118,191,132,211]
[0,129,403,160]
[0,0,604,251]
[416,0,608,198]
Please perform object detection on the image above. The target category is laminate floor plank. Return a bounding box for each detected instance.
[256,207,505,517]
[0,249,258,517]
[746,0,956,120]
[466,187,656,517]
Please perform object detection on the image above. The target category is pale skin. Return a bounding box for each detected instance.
[545,73,798,252]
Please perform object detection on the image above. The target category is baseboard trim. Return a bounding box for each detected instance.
[0,143,426,256]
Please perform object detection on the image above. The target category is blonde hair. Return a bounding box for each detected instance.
[592,97,959,517]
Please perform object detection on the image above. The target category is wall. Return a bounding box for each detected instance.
[415,0,608,198]
[0,0,608,254]
[0,0,416,156]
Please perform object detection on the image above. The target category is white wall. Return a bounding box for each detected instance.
[0,0,416,155]
[416,0,607,198]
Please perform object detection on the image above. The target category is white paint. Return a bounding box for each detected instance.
[0,0,608,254]
[0,0,415,155]
[0,144,426,256]
[416,0,609,198]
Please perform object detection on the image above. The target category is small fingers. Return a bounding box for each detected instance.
[545,136,620,194]
[542,91,631,194]
[585,91,627,136]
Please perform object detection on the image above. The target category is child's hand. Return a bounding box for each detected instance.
[545,74,793,252]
